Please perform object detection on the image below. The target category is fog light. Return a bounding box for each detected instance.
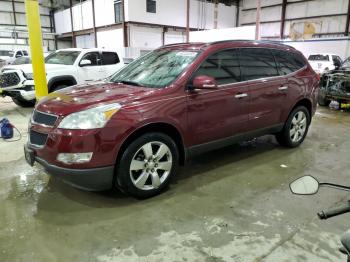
[57,152,93,164]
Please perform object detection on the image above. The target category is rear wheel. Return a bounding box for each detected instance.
[115,133,179,199]
[276,106,311,148]
[11,97,35,107]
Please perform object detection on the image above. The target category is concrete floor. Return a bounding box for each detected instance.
[1,97,350,262]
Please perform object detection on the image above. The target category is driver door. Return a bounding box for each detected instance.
[187,49,250,147]
[77,52,104,83]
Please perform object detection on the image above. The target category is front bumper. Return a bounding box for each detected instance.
[24,144,114,191]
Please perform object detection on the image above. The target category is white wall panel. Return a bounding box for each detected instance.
[76,34,95,48]
[129,25,162,49]
[286,39,350,60]
[97,28,124,48]
[54,9,72,34]
[72,0,93,31]
[126,0,236,29]
[164,30,185,45]
[286,0,347,19]
[243,0,282,9]
[95,0,115,27]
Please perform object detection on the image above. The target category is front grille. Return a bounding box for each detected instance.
[32,110,58,126]
[0,71,20,87]
[29,130,48,147]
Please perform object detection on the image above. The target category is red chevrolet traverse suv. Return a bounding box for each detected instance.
[25,41,319,198]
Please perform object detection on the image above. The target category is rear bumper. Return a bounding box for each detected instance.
[26,145,114,191]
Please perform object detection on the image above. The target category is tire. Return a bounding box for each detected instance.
[275,106,311,148]
[115,132,179,199]
[11,97,36,107]
[318,89,331,107]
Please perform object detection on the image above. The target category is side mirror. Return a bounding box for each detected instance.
[290,175,320,195]
[191,75,218,90]
[80,59,92,67]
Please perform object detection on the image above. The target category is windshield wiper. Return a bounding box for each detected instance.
[115,80,141,86]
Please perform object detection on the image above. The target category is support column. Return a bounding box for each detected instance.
[92,0,97,47]
[25,0,48,100]
[235,0,240,27]
[122,0,128,47]
[280,0,287,39]
[186,0,190,43]
[255,0,261,40]
[345,0,350,36]
[69,0,76,47]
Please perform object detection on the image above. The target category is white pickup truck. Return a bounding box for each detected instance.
[0,48,124,107]
[0,49,29,67]
[308,54,342,75]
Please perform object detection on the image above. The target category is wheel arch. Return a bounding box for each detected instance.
[290,98,313,122]
[116,122,186,168]
[48,75,77,92]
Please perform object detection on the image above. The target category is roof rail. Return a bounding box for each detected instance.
[207,39,295,49]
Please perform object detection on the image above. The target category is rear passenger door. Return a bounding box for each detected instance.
[101,52,123,78]
[239,48,288,130]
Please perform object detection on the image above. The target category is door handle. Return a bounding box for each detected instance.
[234,93,248,99]
[278,86,288,91]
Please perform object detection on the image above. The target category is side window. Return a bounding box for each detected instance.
[80,52,101,66]
[193,49,240,85]
[102,52,120,65]
[22,50,28,56]
[239,48,278,81]
[15,51,23,58]
[272,50,305,76]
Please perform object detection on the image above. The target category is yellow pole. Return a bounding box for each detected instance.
[25,0,48,100]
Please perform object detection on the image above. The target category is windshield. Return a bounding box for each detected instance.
[110,49,199,88]
[12,57,31,65]
[0,50,13,57]
[342,58,350,68]
[308,55,329,61]
[45,51,81,65]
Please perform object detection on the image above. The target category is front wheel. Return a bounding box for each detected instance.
[115,133,179,199]
[276,106,311,148]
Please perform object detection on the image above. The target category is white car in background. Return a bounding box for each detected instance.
[0,49,29,67]
[308,54,342,74]
[0,48,124,107]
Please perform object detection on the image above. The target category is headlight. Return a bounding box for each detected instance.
[24,72,34,80]
[58,103,122,129]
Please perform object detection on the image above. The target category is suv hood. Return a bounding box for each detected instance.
[3,63,71,74]
[36,81,157,116]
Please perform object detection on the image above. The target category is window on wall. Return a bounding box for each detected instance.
[146,0,156,13]
[114,0,123,23]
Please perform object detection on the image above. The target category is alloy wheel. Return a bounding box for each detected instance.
[290,111,307,143]
[129,141,173,191]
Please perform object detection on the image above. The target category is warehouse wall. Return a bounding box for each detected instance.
[125,0,236,29]
[240,0,349,39]
[0,0,55,51]
[54,0,237,53]
[286,38,350,61]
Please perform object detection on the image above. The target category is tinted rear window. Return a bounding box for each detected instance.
[102,52,120,65]
[239,48,278,81]
[273,50,305,75]
[308,54,329,61]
